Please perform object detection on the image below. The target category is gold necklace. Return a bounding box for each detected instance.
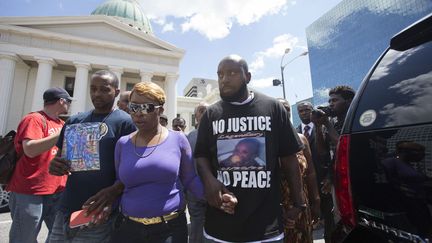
[133,129,163,158]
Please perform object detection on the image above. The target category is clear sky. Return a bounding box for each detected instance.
[0,0,342,104]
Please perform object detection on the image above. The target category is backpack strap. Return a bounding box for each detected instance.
[14,112,48,162]
[32,111,47,134]
[37,111,47,131]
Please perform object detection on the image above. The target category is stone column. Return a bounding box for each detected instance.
[31,57,56,111]
[109,66,124,106]
[0,52,18,135]
[71,62,91,115]
[165,73,178,122]
[109,66,123,88]
[181,112,191,131]
[140,70,153,83]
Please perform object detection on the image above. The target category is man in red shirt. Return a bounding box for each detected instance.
[7,87,72,243]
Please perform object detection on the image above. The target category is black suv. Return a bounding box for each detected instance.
[332,14,432,242]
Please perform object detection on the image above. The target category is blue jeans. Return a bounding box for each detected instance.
[9,191,62,243]
[110,212,188,243]
[48,211,113,243]
[186,191,206,243]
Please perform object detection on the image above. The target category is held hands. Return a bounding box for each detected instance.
[204,177,238,214]
[49,156,71,176]
[221,193,238,215]
[204,177,226,208]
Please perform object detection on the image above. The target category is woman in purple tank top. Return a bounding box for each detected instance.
[110,82,204,243]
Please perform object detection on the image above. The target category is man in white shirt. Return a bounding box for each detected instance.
[296,102,314,144]
[297,101,334,242]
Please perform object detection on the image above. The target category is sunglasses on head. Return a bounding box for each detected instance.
[128,103,161,114]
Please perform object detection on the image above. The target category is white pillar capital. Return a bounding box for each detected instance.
[73,61,91,70]
[71,63,90,115]
[109,66,123,106]
[140,70,153,82]
[108,66,124,74]
[166,73,179,81]
[164,73,178,123]
[35,56,57,66]
[0,52,19,62]
[0,55,17,134]
[31,57,55,111]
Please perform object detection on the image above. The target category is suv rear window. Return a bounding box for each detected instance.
[351,41,432,132]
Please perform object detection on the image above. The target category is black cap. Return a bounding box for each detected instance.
[43,87,73,103]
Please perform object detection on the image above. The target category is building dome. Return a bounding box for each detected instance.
[91,0,153,34]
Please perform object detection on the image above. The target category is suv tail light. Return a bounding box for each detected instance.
[334,134,356,228]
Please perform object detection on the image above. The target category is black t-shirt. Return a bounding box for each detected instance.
[195,92,303,242]
[56,109,136,214]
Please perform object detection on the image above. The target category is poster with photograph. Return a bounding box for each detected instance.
[61,122,105,171]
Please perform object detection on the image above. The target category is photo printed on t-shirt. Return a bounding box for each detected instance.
[217,135,266,170]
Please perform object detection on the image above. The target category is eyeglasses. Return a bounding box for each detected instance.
[128,103,161,114]
[61,98,72,104]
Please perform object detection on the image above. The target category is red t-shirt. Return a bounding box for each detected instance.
[7,111,67,195]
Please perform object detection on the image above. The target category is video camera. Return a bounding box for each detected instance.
[311,105,334,118]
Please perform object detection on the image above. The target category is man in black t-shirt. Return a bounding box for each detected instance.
[311,85,355,193]
[195,55,306,242]
[311,85,354,242]
[220,138,262,168]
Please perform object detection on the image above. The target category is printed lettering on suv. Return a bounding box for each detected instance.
[332,14,432,243]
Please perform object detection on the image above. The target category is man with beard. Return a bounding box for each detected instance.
[312,85,355,193]
[48,70,136,242]
[195,55,306,242]
[311,85,354,242]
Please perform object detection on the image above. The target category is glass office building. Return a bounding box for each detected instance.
[306,0,432,106]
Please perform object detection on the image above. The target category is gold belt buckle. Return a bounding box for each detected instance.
[128,211,180,225]
[142,217,161,225]
[129,216,161,225]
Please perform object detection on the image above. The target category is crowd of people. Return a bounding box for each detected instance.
[5,54,355,243]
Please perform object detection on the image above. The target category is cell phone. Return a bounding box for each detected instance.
[69,209,94,228]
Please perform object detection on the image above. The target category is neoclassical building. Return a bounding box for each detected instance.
[0,0,185,135]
